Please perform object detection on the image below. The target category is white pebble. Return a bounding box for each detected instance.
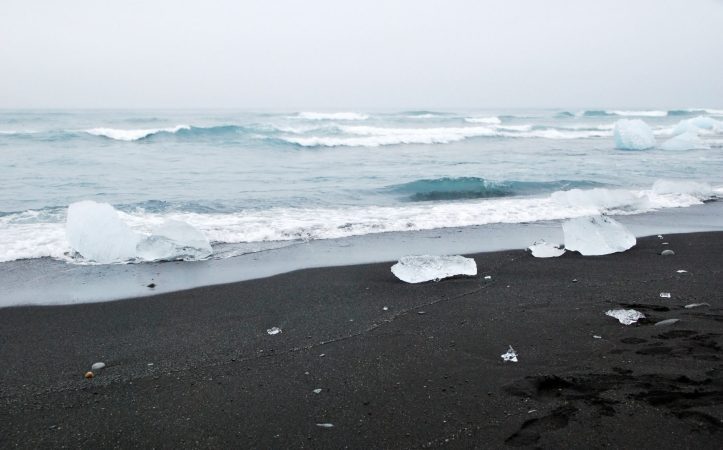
[91,362,106,371]
[267,327,282,335]
[660,292,671,298]
[316,423,334,428]
[313,388,322,394]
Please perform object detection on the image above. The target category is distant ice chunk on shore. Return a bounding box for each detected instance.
[672,116,722,135]
[136,220,212,261]
[563,216,636,256]
[660,131,710,151]
[613,119,655,150]
[391,255,477,283]
[66,201,142,264]
[66,201,212,263]
[527,240,565,258]
[606,309,645,325]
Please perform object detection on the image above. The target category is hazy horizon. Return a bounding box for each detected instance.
[2,0,722,109]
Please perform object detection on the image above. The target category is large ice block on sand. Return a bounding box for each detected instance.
[613,119,655,150]
[136,219,212,261]
[66,201,142,263]
[661,131,710,150]
[391,255,477,283]
[563,216,636,255]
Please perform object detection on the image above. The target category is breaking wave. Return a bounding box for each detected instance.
[295,112,369,121]
[387,177,606,201]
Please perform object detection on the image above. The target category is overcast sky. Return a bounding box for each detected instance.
[1,0,722,109]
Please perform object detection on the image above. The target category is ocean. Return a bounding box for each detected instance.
[1,108,722,268]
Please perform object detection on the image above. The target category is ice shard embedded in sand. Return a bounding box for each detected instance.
[613,119,655,150]
[562,216,636,256]
[391,255,477,283]
[136,219,213,261]
[606,309,645,325]
[527,239,565,258]
[66,200,142,263]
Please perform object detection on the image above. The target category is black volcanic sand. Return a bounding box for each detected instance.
[1,233,721,449]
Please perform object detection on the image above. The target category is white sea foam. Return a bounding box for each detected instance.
[296,112,369,121]
[84,125,190,141]
[0,181,714,264]
[464,116,502,125]
[607,110,668,117]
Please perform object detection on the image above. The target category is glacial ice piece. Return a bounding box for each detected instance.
[266,327,282,335]
[391,255,477,283]
[66,201,142,263]
[684,303,709,309]
[654,318,680,327]
[91,362,106,371]
[136,219,212,261]
[660,131,710,151]
[527,239,565,258]
[316,423,334,428]
[659,292,671,298]
[313,388,322,394]
[562,216,636,256]
[672,116,722,135]
[606,309,645,325]
[501,346,518,362]
[613,119,655,150]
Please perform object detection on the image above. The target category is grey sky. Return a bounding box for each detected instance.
[1,0,722,109]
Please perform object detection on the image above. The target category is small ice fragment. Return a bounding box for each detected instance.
[147,363,154,366]
[527,239,565,258]
[501,346,518,362]
[382,306,388,311]
[660,249,675,256]
[267,327,282,335]
[484,275,492,280]
[136,219,213,262]
[528,409,537,414]
[676,269,687,273]
[593,335,602,339]
[660,292,671,298]
[684,303,710,309]
[657,235,663,239]
[91,362,106,371]
[391,255,477,283]
[313,388,322,394]
[654,318,680,327]
[562,216,636,256]
[606,309,645,325]
[613,119,655,150]
[662,242,669,245]
[316,423,334,428]
[319,353,325,357]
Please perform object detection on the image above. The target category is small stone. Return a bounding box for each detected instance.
[91,362,106,371]
[654,318,680,327]
[660,249,675,256]
[676,269,687,273]
[382,306,388,311]
[662,242,669,245]
[313,388,322,394]
[417,311,426,315]
[572,279,578,283]
[147,283,156,288]
[84,371,94,379]
[593,335,602,339]
[316,423,334,428]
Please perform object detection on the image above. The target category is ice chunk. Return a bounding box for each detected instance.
[660,131,710,151]
[136,219,212,262]
[66,201,142,263]
[501,346,518,362]
[684,303,709,309]
[660,249,675,256]
[91,362,106,371]
[651,179,713,198]
[527,239,565,258]
[391,255,477,283]
[562,216,636,256]
[672,116,723,135]
[659,292,671,298]
[313,388,322,394]
[606,309,645,325]
[266,327,282,335]
[613,119,655,150]
[316,423,334,428]
[654,318,680,327]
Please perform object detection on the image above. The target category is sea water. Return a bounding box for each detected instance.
[1,108,722,268]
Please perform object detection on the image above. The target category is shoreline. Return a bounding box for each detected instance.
[1,232,721,448]
[2,201,723,307]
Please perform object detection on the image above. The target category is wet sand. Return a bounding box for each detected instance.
[1,232,721,448]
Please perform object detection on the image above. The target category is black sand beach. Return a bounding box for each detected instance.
[1,232,721,449]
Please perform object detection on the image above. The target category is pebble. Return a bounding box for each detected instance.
[91,362,106,371]
[316,423,334,428]
[84,371,94,379]
[382,306,388,311]
[267,327,282,335]
[593,335,602,339]
[147,283,156,288]
[654,318,680,327]
[660,249,675,256]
